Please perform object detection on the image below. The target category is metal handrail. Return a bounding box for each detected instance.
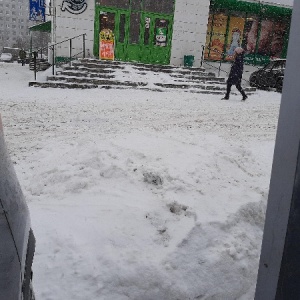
[32,33,87,80]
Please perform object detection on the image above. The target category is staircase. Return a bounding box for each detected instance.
[28,58,256,95]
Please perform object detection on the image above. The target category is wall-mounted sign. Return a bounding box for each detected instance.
[99,29,115,60]
[61,0,87,14]
[29,0,45,22]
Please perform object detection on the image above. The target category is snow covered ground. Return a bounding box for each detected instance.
[0,62,281,299]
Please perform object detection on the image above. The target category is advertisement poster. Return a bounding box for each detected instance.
[257,20,287,58]
[155,27,167,47]
[155,19,168,47]
[29,0,45,22]
[99,29,115,60]
[204,14,213,60]
[242,18,259,54]
[226,16,245,60]
[205,14,227,60]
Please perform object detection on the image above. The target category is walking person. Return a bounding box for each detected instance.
[222,47,248,101]
[19,49,26,66]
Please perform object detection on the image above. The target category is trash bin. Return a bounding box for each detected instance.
[184,55,194,67]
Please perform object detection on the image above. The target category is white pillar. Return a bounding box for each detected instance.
[255,1,300,298]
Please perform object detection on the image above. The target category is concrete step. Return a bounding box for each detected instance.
[47,75,148,87]
[63,65,115,74]
[173,76,226,83]
[29,58,257,94]
[79,58,206,74]
[73,60,125,70]
[29,81,98,89]
[58,70,115,79]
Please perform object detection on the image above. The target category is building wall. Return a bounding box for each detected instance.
[170,0,210,67]
[0,0,33,51]
[53,0,211,66]
[54,0,94,59]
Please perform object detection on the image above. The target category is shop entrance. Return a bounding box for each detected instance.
[97,9,129,61]
[94,7,173,65]
[139,13,172,64]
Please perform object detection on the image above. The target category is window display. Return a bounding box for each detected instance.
[205,8,290,65]
[242,17,259,54]
[225,16,245,60]
[205,13,228,60]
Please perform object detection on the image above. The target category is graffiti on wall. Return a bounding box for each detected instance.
[61,0,87,14]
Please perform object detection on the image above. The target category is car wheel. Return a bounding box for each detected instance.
[276,79,283,93]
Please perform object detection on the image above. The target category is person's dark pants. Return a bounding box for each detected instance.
[21,59,25,66]
[225,82,247,99]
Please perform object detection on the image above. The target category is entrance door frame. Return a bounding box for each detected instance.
[94,6,174,65]
[139,12,173,65]
[94,6,130,61]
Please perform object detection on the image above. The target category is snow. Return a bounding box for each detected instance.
[0,62,281,299]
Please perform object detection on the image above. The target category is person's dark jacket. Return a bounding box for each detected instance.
[19,49,26,60]
[227,53,244,85]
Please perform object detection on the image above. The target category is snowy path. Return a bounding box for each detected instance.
[0,62,281,299]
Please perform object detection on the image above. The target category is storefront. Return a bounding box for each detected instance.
[94,1,174,65]
[50,0,210,67]
[205,0,292,65]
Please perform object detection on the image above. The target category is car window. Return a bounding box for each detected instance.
[1,53,12,57]
[280,60,286,69]
[263,61,275,70]
[272,61,282,70]
[273,60,286,70]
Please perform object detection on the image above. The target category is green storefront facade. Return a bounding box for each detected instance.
[205,0,292,65]
[93,0,175,65]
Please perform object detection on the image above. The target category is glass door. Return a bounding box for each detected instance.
[140,13,173,65]
[96,8,129,61]
[99,11,116,60]
[114,11,129,61]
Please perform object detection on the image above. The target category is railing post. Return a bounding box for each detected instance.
[200,45,205,67]
[69,39,72,66]
[218,59,222,77]
[83,34,86,58]
[33,51,37,81]
[52,45,55,76]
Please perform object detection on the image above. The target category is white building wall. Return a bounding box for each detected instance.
[171,0,210,67]
[54,0,95,58]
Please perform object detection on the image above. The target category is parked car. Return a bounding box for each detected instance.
[0,115,35,300]
[0,52,13,62]
[249,59,286,92]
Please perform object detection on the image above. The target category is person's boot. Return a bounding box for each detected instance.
[241,92,248,101]
[221,95,229,100]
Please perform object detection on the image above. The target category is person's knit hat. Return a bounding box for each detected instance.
[234,47,244,54]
